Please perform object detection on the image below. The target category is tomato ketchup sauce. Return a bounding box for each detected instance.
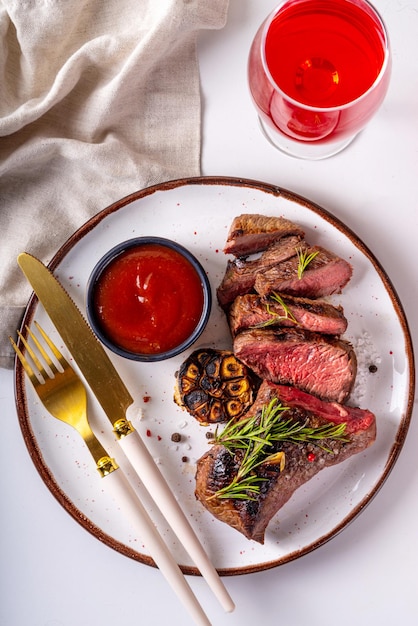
[88,239,210,358]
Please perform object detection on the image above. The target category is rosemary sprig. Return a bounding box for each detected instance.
[252,292,299,329]
[209,398,349,501]
[296,247,319,279]
[212,474,267,500]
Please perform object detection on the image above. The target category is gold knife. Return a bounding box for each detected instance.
[17,252,234,614]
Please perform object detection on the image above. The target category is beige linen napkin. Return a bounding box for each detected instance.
[0,0,229,368]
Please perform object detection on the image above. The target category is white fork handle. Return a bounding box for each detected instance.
[118,430,235,613]
[103,467,211,626]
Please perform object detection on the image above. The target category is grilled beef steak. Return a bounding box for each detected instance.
[254,245,352,298]
[195,381,376,543]
[228,292,348,336]
[217,235,305,309]
[234,327,357,403]
[192,214,375,544]
[223,213,305,257]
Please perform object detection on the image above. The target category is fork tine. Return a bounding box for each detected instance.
[9,335,41,386]
[19,330,47,372]
[24,324,60,377]
[34,321,68,371]
[10,327,217,624]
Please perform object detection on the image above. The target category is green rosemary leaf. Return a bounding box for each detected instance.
[251,292,299,329]
[210,398,349,501]
[210,474,265,500]
[296,247,319,279]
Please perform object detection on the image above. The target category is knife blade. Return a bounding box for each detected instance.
[17,252,234,614]
[12,322,212,626]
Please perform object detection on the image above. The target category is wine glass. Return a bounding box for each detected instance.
[248,0,391,160]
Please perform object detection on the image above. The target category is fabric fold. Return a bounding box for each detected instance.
[0,0,229,368]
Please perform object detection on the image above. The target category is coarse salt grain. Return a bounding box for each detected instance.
[350,330,381,405]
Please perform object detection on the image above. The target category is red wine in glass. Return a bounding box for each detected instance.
[248,0,391,159]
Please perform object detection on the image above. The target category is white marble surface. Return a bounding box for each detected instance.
[1,1,417,624]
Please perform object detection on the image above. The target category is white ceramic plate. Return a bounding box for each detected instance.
[15,177,415,575]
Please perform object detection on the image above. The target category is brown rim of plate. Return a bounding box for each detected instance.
[13,175,416,576]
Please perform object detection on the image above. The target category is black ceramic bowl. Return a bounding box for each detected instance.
[86,237,212,362]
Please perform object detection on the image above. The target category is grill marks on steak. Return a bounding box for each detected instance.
[194,214,376,542]
[254,245,353,298]
[228,293,348,336]
[195,381,376,543]
[223,213,305,257]
[234,327,357,403]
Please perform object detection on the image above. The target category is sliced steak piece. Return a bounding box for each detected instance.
[217,235,305,310]
[254,245,353,298]
[223,213,305,257]
[228,292,348,336]
[270,384,374,434]
[233,327,357,403]
[195,380,376,543]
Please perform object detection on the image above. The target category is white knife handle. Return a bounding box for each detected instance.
[118,430,235,613]
[103,467,211,626]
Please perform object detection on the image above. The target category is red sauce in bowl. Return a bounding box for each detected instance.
[91,242,207,356]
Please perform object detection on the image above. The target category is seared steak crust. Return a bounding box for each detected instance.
[196,215,374,544]
[195,381,376,543]
[228,292,348,336]
[224,213,305,257]
[233,327,357,403]
[254,245,353,298]
[217,235,304,309]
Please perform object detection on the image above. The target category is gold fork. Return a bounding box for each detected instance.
[10,322,212,626]
[11,321,117,476]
